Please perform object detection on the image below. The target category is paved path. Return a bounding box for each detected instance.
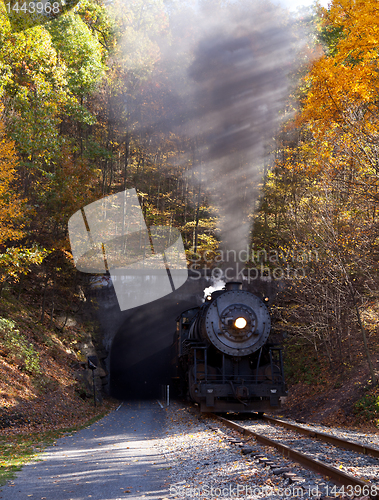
[0,401,170,500]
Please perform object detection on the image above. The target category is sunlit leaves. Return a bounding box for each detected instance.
[302,0,379,136]
[46,10,105,97]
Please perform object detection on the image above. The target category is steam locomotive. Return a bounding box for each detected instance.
[174,281,287,413]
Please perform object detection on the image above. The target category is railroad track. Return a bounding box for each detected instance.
[211,413,379,499]
[263,415,379,459]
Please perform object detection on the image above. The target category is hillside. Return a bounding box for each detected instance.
[0,256,113,435]
[279,334,379,429]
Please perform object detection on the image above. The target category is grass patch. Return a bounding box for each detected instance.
[0,406,113,486]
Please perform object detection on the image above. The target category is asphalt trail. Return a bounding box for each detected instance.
[0,401,170,500]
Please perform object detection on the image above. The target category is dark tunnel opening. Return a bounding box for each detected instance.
[108,276,208,400]
[110,319,173,400]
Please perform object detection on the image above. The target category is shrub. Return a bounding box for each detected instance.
[354,392,379,426]
[0,318,41,375]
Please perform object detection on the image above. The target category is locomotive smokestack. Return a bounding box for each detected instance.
[225,281,242,291]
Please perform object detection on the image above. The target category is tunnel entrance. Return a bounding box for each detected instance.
[108,275,208,400]
[110,306,175,399]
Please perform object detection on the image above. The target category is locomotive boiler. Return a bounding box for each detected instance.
[174,281,287,413]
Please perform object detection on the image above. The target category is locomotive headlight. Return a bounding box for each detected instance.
[234,317,247,329]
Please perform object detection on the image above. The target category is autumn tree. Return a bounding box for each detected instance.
[0,108,49,294]
[253,0,379,385]
[0,108,25,245]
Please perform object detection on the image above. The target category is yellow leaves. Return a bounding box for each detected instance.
[302,22,379,134]
[325,0,379,65]
[289,1,379,197]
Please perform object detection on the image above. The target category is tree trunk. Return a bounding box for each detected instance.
[124,132,129,191]
[40,271,49,322]
[347,281,377,385]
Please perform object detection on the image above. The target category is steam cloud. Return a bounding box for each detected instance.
[116,0,300,277]
[186,1,297,274]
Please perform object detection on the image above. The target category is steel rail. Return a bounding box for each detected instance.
[214,415,378,499]
[263,414,379,459]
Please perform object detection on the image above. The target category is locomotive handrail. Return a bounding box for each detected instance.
[255,346,263,383]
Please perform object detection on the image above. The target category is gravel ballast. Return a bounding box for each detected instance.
[241,418,379,487]
[159,402,379,500]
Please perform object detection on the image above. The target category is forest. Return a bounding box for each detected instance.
[1,0,379,429]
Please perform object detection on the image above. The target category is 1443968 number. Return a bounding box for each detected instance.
[5,2,61,14]
[325,484,378,498]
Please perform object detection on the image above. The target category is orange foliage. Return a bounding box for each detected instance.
[0,108,25,245]
[301,0,379,136]
[285,0,379,196]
